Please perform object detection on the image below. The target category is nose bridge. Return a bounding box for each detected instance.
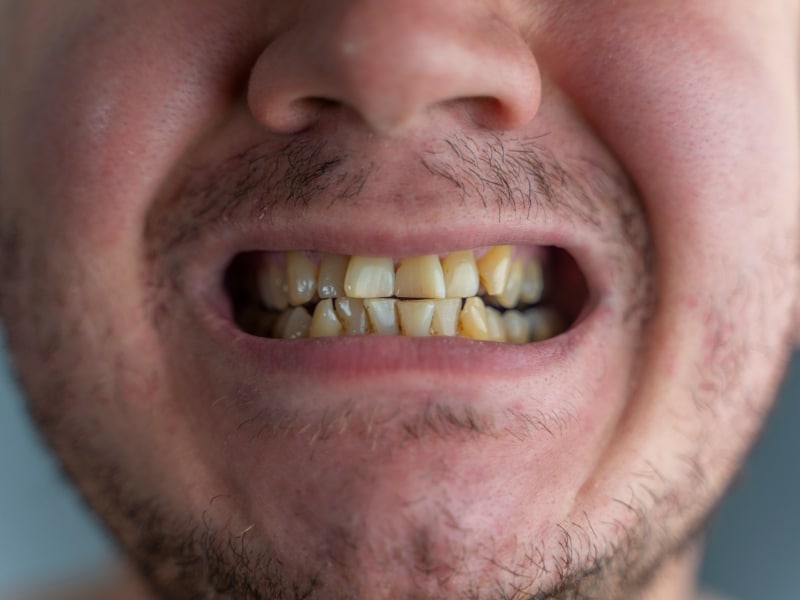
[248,0,542,136]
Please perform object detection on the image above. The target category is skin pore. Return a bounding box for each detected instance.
[1,1,799,599]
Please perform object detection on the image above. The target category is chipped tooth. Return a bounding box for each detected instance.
[364,299,399,335]
[519,258,544,304]
[278,306,312,339]
[335,297,368,334]
[485,306,508,342]
[525,307,563,342]
[431,299,461,336]
[476,245,512,296]
[495,258,524,308]
[394,255,446,299]
[286,251,317,306]
[344,256,394,298]
[502,310,530,344]
[397,300,435,337]
[258,263,289,311]
[459,297,491,341]
[441,250,480,298]
[310,299,343,337]
[317,253,349,299]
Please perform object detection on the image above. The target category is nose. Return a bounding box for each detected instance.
[247,0,542,136]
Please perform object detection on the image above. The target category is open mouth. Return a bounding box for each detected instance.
[224,245,588,344]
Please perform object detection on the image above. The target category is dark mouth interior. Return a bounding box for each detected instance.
[224,247,589,342]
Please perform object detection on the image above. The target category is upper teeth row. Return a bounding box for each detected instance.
[258,245,544,310]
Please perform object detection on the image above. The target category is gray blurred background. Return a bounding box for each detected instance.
[0,328,798,599]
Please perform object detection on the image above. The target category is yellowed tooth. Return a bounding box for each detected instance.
[317,253,349,299]
[397,300,435,336]
[364,299,399,334]
[394,255,446,299]
[431,299,461,336]
[335,297,368,334]
[258,263,289,311]
[344,256,394,298]
[286,251,317,306]
[525,307,563,342]
[485,306,508,342]
[310,299,343,337]
[459,297,491,341]
[519,258,544,304]
[495,258,523,308]
[278,307,312,339]
[476,245,512,296]
[441,250,480,298]
[502,310,529,344]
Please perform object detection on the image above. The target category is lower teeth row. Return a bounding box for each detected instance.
[236,296,564,344]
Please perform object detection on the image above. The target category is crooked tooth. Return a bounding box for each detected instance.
[365,299,399,334]
[441,250,480,298]
[459,297,491,341]
[318,253,349,299]
[335,298,368,334]
[502,310,529,344]
[519,258,544,304]
[476,245,512,296]
[310,299,343,337]
[344,256,394,298]
[485,306,508,342]
[258,263,289,311]
[495,258,523,308]
[276,307,312,339]
[394,255,446,299]
[431,298,461,336]
[525,307,563,342]
[397,300,435,337]
[286,251,317,306]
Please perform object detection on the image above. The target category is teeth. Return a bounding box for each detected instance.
[344,256,395,298]
[525,307,563,342]
[364,298,399,334]
[277,306,312,339]
[397,300,435,337]
[476,245,512,296]
[519,259,544,304]
[495,258,523,308]
[459,297,491,341]
[394,255,446,299]
[317,253,349,299]
[286,251,317,306]
[485,306,508,342]
[310,299,343,337]
[431,298,461,336]
[258,263,290,311]
[335,297,368,334]
[441,250,480,298]
[502,310,529,344]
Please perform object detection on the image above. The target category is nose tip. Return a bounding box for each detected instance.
[247,2,542,136]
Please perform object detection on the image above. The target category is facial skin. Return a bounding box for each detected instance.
[1,1,798,598]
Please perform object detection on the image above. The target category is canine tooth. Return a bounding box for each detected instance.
[502,310,529,344]
[525,307,563,342]
[431,299,461,336]
[365,299,399,334]
[394,255,446,299]
[519,258,544,304]
[279,307,312,339]
[310,299,343,337]
[286,251,317,306]
[459,297,491,341]
[496,258,523,308]
[485,307,508,342]
[318,253,349,299]
[344,256,394,298]
[258,263,289,311]
[335,298,368,334]
[476,245,512,296]
[397,300,435,337]
[441,250,480,298]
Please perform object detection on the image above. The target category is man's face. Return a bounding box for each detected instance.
[1,1,798,598]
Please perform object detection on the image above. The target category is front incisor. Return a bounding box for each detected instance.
[397,300,435,337]
[344,256,394,298]
[365,299,399,334]
[431,299,461,336]
[442,250,480,298]
[394,255,446,299]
